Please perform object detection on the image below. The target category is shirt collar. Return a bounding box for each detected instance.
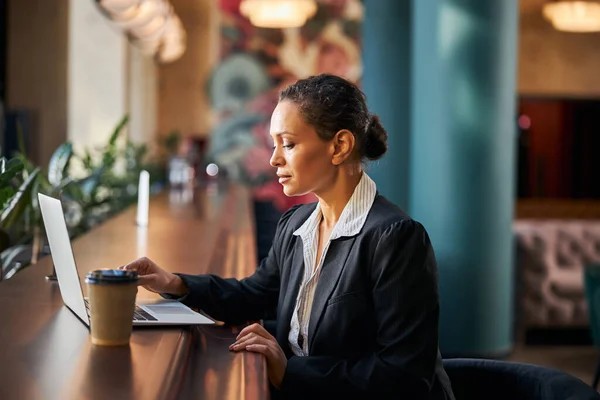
[293,172,377,240]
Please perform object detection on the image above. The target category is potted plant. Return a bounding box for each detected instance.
[0,114,167,280]
[0,157,40,280]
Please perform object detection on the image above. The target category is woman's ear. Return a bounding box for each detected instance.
[331,129,355,166]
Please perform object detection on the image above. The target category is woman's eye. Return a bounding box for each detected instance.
[271,143,295,150]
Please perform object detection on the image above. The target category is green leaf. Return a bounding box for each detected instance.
[99,115,129,170]
[101,151,116,169]
[0,228,10,253]
[48,142,73,187]
[81,149,94,171]
[77,166,105,199]
[0,159,24,186]
[16,122,27,156]
[6,158,23,172]
[61,180,84,202]
[12,152,37,175]
[109,115,129,146]
[0,168,40,230]
[27,175,43,230]
[0,187,15,209]
[0,158,24,207]
[135,144,148,163]
[55,176,75,193]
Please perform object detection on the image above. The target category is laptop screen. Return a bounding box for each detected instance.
[38,193,90,327]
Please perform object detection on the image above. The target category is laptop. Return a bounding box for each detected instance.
[38,193,214,326]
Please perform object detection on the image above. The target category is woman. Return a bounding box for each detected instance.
[122,74,455,399]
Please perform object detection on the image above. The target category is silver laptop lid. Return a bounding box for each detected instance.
[38,193,90,326]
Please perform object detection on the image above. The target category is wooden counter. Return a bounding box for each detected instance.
[0,183,269,400]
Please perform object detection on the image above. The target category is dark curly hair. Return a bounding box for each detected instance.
[278,74,388,161]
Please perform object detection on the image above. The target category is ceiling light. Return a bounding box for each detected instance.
[543,0,600,32]
[239,0,317,29]
[96,0,186,63]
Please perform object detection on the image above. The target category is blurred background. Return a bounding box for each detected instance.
[2,0,600,387]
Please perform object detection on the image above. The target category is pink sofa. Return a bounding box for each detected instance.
[514,220,600,329]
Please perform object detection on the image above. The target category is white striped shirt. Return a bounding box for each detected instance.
[288,172,377,356]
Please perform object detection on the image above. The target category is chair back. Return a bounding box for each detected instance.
[443,358,600,400]
[584,264,600,347]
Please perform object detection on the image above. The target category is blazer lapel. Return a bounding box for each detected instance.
[276,238,305,352]
[307,236,356,353]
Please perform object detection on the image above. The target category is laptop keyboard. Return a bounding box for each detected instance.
[84,300,158,321]
[133,306,158,321]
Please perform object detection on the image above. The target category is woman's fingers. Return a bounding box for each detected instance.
[121,257,154,274]
[229,325,288,389]
[137,274,155,286]
[229,332,257,350]
[116,258,173,293]
[236,323,272,341]
[138,274,165,293]
[244,343,270,355]
[230,333,274,354]
[232,323,275,351]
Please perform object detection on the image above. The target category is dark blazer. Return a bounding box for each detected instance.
[176,195,455,399]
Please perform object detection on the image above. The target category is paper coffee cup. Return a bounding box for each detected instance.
[85,269,138,346]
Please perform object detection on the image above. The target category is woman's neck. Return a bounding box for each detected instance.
[315,166,363,229]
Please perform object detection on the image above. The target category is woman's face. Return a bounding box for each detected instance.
[269,101,334,197]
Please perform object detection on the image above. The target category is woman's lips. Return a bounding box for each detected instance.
[278,176,291,184]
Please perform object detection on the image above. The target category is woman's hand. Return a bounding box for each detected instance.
[229,323,287,389]
[119,257,188,296]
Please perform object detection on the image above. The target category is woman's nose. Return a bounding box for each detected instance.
[270,147,283,167]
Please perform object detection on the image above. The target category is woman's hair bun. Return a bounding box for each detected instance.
[362,114,388,161]
[279,74,388,162]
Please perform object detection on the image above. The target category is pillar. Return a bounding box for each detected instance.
[6,0,68,166]
[68,0,127,153]
[363,0,520,356]
[362,0,411,210]
[410,0,519,356]
[128,44,158,145]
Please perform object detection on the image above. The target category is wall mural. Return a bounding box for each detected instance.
[207,0,363,211]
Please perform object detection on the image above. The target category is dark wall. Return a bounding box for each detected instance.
[4,0,68,165]
[518,98,600,199]
[1,0,6,154]
[0,0,6,101]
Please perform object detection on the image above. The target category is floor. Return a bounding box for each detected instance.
[507,344,598,388]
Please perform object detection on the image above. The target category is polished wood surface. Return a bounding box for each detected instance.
[0,183,269,400]
[516,199,600,219]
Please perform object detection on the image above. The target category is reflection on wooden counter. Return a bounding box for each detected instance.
[0,184,269,400]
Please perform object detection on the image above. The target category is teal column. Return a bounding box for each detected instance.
[362,0,411,209]
[410,0,519,356]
